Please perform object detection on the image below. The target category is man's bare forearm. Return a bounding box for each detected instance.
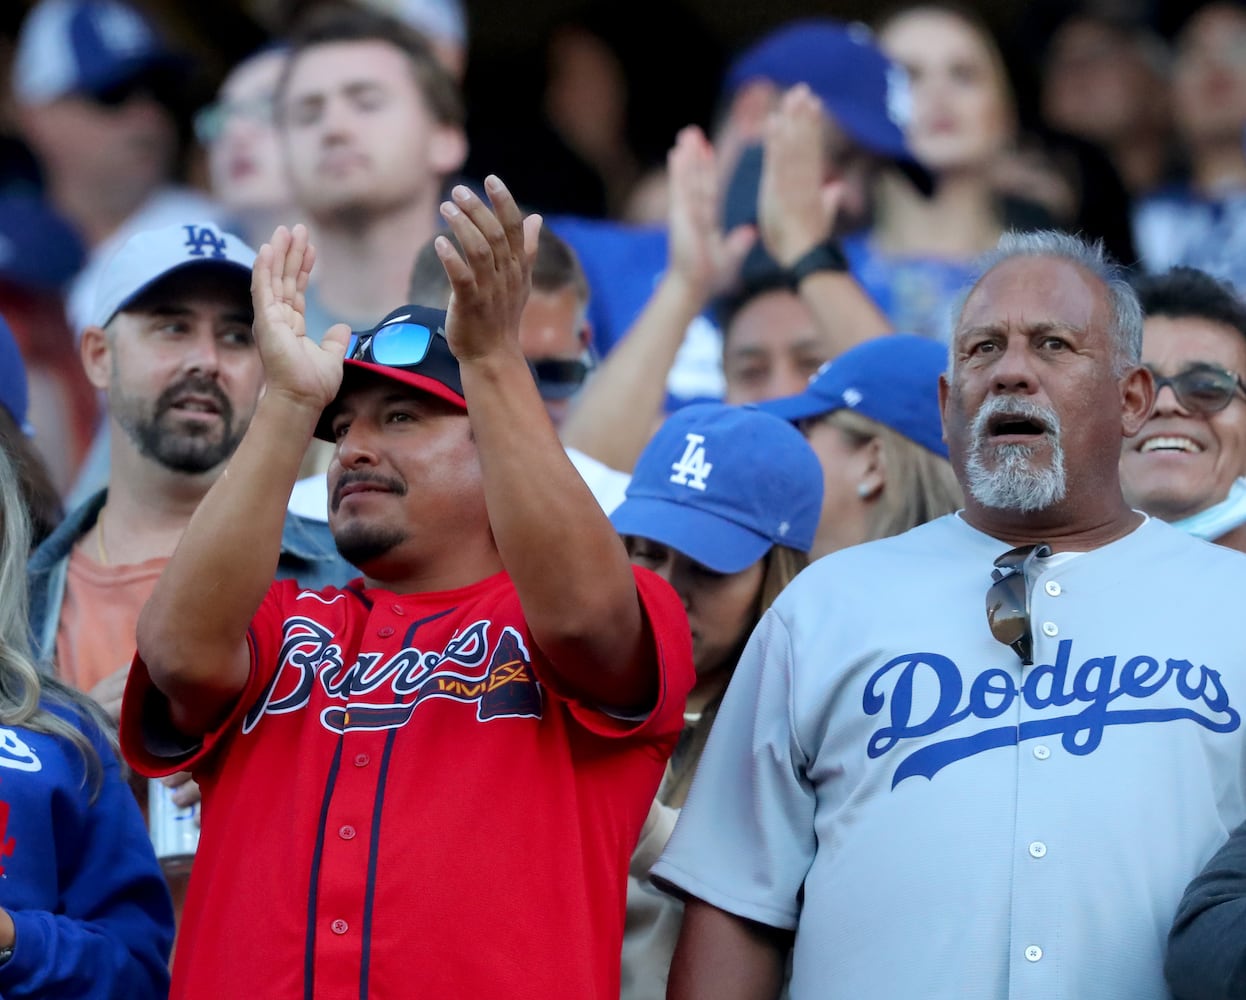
[668,900,791,1000]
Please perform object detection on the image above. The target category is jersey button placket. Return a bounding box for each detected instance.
[331,919,349,936]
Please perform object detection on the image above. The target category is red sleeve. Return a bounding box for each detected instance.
[541,565,695,745]
[120,578,305,777]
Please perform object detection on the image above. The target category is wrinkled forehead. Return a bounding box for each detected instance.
[952,256,1107,347]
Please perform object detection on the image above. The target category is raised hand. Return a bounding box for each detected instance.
[251,224,351,408]
[435,175,542,363]
[666,125,755,299]
[759,84,843,267]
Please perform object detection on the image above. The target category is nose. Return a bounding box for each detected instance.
[1151,380,1192,417]
[990,338,1040,394]
[335,420,380,469]
[182,329,222,378]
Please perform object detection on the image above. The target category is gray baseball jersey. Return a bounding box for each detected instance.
[652,513,1246,1000]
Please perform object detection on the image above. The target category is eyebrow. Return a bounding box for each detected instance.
[956,320,1084,340]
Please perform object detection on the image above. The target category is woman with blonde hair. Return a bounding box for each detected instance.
[610,402,823,998]
[759,333,962,557]
[0,444,172,997]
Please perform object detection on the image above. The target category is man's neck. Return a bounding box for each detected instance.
[95,442,218,566]
[960,494,1144,554]
[309,198,441,325]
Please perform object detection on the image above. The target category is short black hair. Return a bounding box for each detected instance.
[1134,266,1246,341]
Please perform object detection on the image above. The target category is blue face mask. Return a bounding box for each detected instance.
[1171,477,1246,541]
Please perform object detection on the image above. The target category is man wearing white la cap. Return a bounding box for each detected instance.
[27,222,352,915]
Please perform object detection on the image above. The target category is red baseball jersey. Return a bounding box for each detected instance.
[122,567,693,1000]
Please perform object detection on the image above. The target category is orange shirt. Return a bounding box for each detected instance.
[55,545,169,696]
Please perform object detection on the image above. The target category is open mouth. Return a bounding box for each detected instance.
[1139,435,1202,455]
[169,395,222,417]
[988,413,1049,439]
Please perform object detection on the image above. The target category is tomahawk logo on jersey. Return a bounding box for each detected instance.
[242,614,543,735]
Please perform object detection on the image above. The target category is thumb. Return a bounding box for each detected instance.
[819,179,845,229]
[322,322,352,362]
[722,224,758,272]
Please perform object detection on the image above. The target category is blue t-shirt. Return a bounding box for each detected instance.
[1134,183,1246,291]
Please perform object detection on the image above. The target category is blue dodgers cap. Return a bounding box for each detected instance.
[12,0,187,105]
[758,334,949,459]
[722,18,932,195]
[0,314,32,436]
[611,403,823,574]
[91,222,256,329]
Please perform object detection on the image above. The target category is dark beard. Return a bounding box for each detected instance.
[333,523,408,568]
[118,376,241,474]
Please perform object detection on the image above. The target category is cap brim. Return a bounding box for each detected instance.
[314,359,467,441]
[610,496,774,574]
[754,391,837,424]
[828,102,935,197]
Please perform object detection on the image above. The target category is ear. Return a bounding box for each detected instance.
[429,123,468,178]
[577,317,593,352]
[937,373,951,446]
[856,436,885,502]
[1119,364,1154,439]
[80,325,112,391]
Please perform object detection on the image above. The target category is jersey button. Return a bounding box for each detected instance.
[378,626,395,638]
[1044,580,1062,596]
[1028,841,1047,859]
[1041,621,1058,637]
[1024,945,1043,962]
[391,604,406,616]
[354,753,370,767]
[1033,745,1051,760]
[331,919,349,936]
[339,825,356,840]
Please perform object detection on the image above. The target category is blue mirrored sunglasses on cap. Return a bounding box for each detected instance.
[346,305,448,369]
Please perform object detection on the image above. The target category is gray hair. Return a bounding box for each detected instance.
[951,229,1143,375]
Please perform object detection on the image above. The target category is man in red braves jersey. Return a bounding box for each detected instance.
[118,175,694,999]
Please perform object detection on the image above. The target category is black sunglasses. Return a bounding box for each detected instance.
[986,543,1052,665]
[1148,364,1246,415]
[531,358,591,400]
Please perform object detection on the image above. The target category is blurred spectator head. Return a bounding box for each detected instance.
[196,45,292,217]
[275,3,467,227]
[408,226,592,427]
[11,0,189,230]
[1122,266,1246,523]
[1041,13,1171,155]
[716,267,830,406]
[1172,2,1246,153]
[875,4,1016,179]
[759,333,961,557]
[718,18,931,227]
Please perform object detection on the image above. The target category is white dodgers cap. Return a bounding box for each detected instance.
[91,222,256,329]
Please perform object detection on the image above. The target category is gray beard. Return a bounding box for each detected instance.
[964,397,1067,513]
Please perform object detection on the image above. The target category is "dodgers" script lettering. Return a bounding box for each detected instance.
[864,638,1240,787]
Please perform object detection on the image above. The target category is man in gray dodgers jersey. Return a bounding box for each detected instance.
[652,230,1246,1000]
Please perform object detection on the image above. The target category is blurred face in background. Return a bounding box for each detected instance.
[200,49,291,214]
[879,6,1013,175]
[723,289,829,405]
[1042,17,1169,148]
[1172,3,1246,148]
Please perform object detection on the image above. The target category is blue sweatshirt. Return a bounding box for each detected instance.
[0,699,172,998]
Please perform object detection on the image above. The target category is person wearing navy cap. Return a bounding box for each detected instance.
[758,333,962,557]
[611,402,823,1000]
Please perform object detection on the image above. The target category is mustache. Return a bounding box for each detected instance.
[970,394,1061,445]
[154,375,232,422]
[331,470,408,512]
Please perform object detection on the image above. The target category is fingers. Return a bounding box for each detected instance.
[438,177,535,293]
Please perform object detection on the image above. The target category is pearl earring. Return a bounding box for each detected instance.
[856,482,871,498]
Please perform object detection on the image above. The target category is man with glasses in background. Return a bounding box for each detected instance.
[1121,267,1246,553]
[651,231,1246,1000]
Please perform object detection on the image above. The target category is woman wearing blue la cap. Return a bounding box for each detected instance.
[609,401,823,1000]
[758,333,962,557]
